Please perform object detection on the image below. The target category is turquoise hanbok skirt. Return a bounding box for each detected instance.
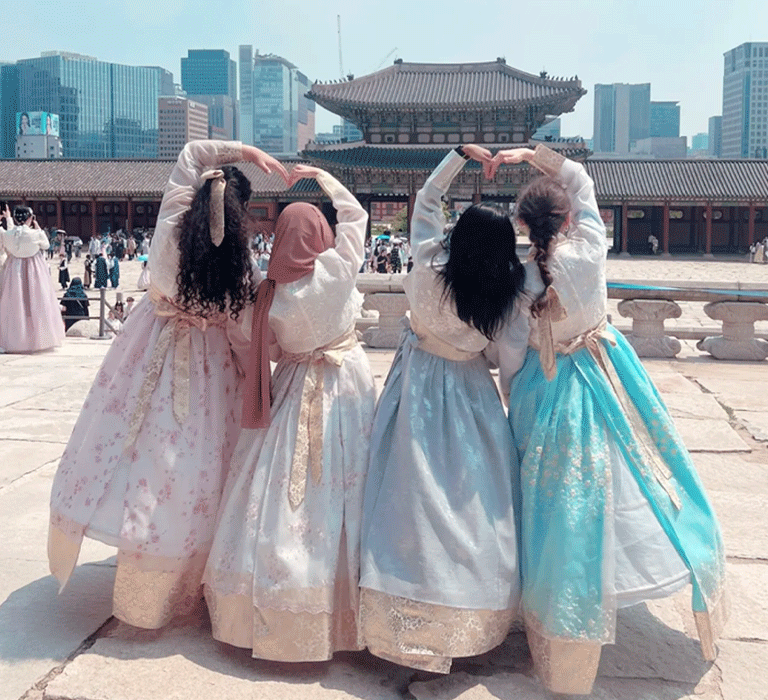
[508,325,726,688]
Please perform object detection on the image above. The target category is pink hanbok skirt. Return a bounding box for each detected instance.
[48,294,242,628]
[0,251,65,352]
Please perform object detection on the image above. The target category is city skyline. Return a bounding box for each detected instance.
[2,0,768,142]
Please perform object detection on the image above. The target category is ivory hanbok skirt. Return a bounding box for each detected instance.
[359,328,521,673]
[0,251,64,352]
[203,342,376,661]
[508,326,727,695]
[48,293,242,628]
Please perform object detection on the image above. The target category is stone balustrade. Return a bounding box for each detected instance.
[354,274,768,360]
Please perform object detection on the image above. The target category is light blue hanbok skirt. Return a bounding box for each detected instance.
[508,325,727,693]
[360,328,521,672]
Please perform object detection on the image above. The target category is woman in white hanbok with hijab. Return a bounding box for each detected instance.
[203,164,376,661]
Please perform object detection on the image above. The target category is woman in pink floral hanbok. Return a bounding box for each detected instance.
[48,140,288,629]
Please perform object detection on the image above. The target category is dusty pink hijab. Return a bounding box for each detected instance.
[241,203,335,429]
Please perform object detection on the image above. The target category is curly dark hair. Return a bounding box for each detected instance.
[176,165,256,319]
[515,176,570,318]
[437,202,526,340]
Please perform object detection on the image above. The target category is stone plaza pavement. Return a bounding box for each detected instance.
[0,255,766,699]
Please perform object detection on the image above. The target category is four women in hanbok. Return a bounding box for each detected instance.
[487,144,727,694]
[47,139,726,692]
[0,205,65,353]
[48,140,288,628]
[359,145,526,672]
[203,164,377,661]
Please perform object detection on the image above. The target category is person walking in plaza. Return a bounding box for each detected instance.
[93,253,109,289]
[108,253,120,288]
[82,254,93,289]
[0,205,65,353]
[48,140,289,629]
[203,164,376,662]
[60,277,90,331]
[359,145,525,672]
[57,255,70,290]
[488,144,727,695]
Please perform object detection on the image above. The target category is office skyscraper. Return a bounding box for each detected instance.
[593,83,650,153]
[180,49,237,139]
[650,101,680,138]
[722,42,768,158]
[238,48,315,154]
[1,63,19,158]
[238,45,254,145]
[708,115,722,157]
[13,52,173,158]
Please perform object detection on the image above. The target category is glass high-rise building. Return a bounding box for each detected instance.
[181,49,238,139]
[238,48,315,154]
[650,101,680,138]
[14,52,172,159]
[1,63,19,158]
[593,83,650,153]
[722,42,768,158]
[708,115,722,157]
[238,45,254,145]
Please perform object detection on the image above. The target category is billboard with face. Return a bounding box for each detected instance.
[16,112,60,136]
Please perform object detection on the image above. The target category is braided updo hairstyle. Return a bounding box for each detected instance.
[176,165,256,320]
[515,176,570,317]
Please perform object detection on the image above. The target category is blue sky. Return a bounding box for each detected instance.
[5,0,766,140]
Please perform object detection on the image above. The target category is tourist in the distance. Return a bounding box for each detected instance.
[58,255,70,290]
[83,254,93,289]
[488,144,727,695]
[204,163,376,661]
[0,205,65,353]
[60,277,90,331]
[48,140,288,630]
[93,253,108,289]
[359,144,525,672]
[108,253,120,288]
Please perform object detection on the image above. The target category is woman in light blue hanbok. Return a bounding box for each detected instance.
[489,144,727,695]
[360,144,525,673]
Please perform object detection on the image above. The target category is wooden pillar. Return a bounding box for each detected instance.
[91,198,97,241]
[407,193,416,233]
[705,203,713,257]
[621,203,629,255]
[56,198,63,230]
[660,202,670,255]
[749,203,756,247]
[472,192,481,204]
[126,198,133,234]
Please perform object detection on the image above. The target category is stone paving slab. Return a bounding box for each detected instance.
[671,417,751,452]
[707,490,768,560]
[11,384,95,414]
[682,375,768,412]
[0,442,62,488]
[0,408,80,444]
[722,562,768,643]
[691,453,768,493]
[733,410,768,442]
[716,639,768,700]
[44,625,406,700]
[663,393,730,421]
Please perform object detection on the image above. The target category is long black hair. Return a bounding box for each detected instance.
[176,165,256,319]
[515,176,570,318]
[437,202,525,340]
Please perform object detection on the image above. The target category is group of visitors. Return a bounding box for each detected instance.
[366,236,411,273]
[46,139,726,695]
[749,237,768,263]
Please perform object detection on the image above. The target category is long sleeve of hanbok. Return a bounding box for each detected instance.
[411,151,467,266]
[484,302,533,405]
[149,140,243,299]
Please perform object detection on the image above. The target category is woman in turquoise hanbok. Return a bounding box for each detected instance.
[488,144,727,695]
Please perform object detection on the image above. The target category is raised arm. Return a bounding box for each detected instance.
[411,145,492,266]
[149,141,288,298]
[287,164,368,276]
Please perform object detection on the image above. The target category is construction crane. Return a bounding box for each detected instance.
[376,48,399,71]
[337,15,344,79]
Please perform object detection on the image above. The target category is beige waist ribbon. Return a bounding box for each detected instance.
[123,289,227,449]
[534,314,682,511]
[409,314,482,362]
[280,326,359,511]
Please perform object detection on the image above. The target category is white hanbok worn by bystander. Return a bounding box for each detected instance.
[203,170,376,662]
[48,140,255,629]
[0,220,65,353]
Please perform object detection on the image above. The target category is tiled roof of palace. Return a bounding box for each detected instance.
[586,159,768,201]
[308,60,586,111]
[3,155,768,202]
[0,159,313,198]
[302,142,591,170]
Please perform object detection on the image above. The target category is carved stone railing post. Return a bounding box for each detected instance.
[362,292,410,348]
[617,299,682,357]
[697,302,768,360]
